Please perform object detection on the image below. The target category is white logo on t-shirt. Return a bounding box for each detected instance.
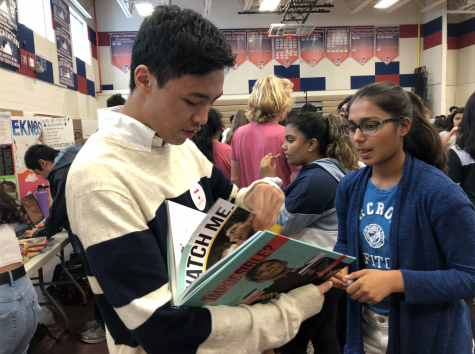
[364,224,385,248]
[189,182,206,211]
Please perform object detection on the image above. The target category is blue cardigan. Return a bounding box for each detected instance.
[334,154,475,354]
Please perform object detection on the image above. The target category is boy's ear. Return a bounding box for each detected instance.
[38,159,47,168]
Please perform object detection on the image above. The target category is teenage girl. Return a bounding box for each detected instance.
[260,112,360,354]
[331,82,475,354]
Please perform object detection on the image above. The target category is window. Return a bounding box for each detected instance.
[18,0,55,42]
[70,8,90,65]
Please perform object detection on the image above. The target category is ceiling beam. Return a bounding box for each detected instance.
[243,0,254,11]
[344,0,355,10]
[351,0,374,14]
[386,0,412,12]
[421,0,446,12]
[204,0,212,16]
[447,9,475,12]
[117,0,132,18]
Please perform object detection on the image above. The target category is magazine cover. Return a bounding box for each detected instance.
[179,231,355,307]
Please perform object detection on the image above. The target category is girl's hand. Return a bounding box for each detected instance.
[343,269,404,305]
[259,153,279,178]
[329,267,349,290]
[450,126,459,136]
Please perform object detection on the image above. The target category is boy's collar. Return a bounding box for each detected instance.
[97,107,165,151]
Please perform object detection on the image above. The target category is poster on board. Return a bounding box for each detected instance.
[0,22,20,69]
[0,145,14,177]
[325,27,349,66]
[350,27,374,66]
[0,0,18,31]
[300,29,324,67]
[247,29,273,69]
[42,117,75,150]
[376,27,399,64]
[58,55,74,88]
[10,117,49,199]
[0,114,19,201]
[273,37,298,68]
[54,24,72,59]
[221,30,246,70]
[0,114,12,145]
[51,0,70,32]
[110,32,136,73]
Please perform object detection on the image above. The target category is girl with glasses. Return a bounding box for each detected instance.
[332,82,475,354]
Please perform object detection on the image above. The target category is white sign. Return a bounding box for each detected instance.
[0,114,12,145]
[42,117,75,150]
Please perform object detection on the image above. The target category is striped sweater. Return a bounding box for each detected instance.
[65,108,324,354]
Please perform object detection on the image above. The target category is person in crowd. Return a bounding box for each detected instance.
[448,92,475,206]
[330,81,475,354]
[106,93,126,107]
[65,6,331,354]
[337,95,353,116]
[279,108,299,127]
[193,108,232,180]
[221,114,233,143]
[224,108,249,145]
[433,115,446,133]
[231,75,301,189]
[260,112,360,354]
[0,183,41,354]
[449,105,458,115]
[300,103,318,113]
[440,107,464,148]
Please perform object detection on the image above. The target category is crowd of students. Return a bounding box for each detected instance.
[1,4,475,354]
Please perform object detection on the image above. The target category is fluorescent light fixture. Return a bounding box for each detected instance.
[259,0,280,11]
[117,0,133,18]
[374,0,399,8]
[135,2,154,16]
[70,0,92,19]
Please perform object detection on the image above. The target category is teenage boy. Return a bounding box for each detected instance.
[107,93,126,107]
[66,6,331,354]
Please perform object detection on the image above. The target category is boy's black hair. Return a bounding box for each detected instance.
[229,115,234,123]
[300,103,317,113]
[245,259,283,282]
[129,5,235,92]
[24,145,60,171]
[338,95,353,110]
[107,94,126,107]
[450,106,458,112]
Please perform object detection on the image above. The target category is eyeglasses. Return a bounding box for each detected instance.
[341,116,404,136]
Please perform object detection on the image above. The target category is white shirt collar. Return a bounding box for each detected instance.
[97,106,165,152]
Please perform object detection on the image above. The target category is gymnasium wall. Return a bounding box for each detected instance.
[0,0,100,119]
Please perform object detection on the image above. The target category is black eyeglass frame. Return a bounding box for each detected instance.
[341,116,405,136]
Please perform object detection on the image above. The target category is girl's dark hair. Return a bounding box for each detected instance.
[456,92,475,159]
[287,112,360,171]
[193,108,222,163]
[443,108,464,131]
[348,82,447,173]
[0,182,24,225]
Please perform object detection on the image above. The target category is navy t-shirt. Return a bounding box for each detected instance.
[359,179,398,315]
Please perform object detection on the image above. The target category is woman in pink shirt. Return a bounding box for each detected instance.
[231,75,300,188]
[193,108,232,180]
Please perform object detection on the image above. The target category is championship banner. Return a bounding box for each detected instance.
[0,0,18,31]
[58,55,74,88]
[325,27,349,66]
[0,22,20,69]
[376,27,399,65]
[350,27,374,66]
[54,23,72,59]
[273,37,298,68]
[51,0,70,32]
[300,29,324,67]
[110,32,136,73]
[222,30,246,70]
[247,29,273,69]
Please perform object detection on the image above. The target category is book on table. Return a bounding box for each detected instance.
[166,198,355,308]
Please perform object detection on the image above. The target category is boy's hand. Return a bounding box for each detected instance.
[24,230,35,238]
[259,153,279,179]
[329,267,349,290]
[344,269,404,305]
[244,183,284,230]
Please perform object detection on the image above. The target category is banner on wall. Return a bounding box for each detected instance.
[0,0,18,31]
[42,118,75,150]
[247,29,272,69]
[376,27,399,65]
[110,32,136,73]
[51,0,70,32]
[0,22,20,69]
[273,37,298,68]
[54,24,72,59]
[222,30,246,70]
[300,29,324,67]
[58,56,74,88]
[325,27,349,66]
[10,117,49,199]
[350,27,374,66]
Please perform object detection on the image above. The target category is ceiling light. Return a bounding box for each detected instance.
[117,0,133,18]
[70,0,92,19]
[374,0,399,8]
[135,2,154,16]
[259,0,280,11]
